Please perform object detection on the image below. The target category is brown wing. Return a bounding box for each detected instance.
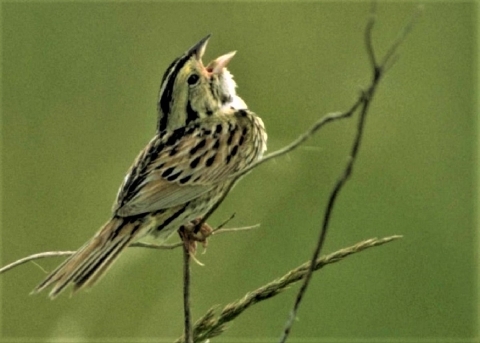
[113,109,265,217]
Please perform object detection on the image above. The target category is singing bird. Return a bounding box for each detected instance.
[32,35,267,298]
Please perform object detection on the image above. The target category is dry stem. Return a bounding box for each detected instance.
[174,236,402,343]
[278,5,422,342]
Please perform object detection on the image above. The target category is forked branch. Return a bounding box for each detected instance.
[279,5,422,342]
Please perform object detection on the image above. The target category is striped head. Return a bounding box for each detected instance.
[157,35,241,133]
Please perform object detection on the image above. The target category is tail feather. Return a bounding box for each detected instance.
[31,217,143,299]
[72,231,133,291]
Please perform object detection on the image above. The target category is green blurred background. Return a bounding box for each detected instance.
[1,2,477,342]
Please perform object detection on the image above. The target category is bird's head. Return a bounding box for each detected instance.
[157,35,244,133]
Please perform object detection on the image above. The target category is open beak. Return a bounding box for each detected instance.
[187,34,211,61]
[187,35,236,75]
[206,51,236,75]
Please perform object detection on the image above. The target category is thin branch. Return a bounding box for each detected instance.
[365,2,378,73]
[181,230,193,343]
[380,4,423,70]
[281,90,371,343]
[0,222,259,276]
[173,235,402,343]
[279,5,421,342]
[214,224,260,235]
[0,251,75,275]
[131,241,183,250]
[212,212,236,231]
[238,100,364,179]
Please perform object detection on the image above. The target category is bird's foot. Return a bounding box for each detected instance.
[179,218,213,258]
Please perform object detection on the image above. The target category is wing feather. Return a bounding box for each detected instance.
[114,109,266,217]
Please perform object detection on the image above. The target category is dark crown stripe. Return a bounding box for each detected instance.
[157,58,179,132]
[160,57,179,85]
[157,54,192,132]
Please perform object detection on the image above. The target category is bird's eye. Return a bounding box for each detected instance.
[187,73,200,86]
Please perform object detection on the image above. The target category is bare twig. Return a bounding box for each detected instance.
[279,6,421,343]
[213,212,236,231]
[0,222,258,276]
[174,236,402,343]
[281,92,371,343]
[0,251,76,275]
[181,229,193,343]
[213,224,260,234]
[380,4,423,72]
[131,241,183,250]
[365,2,378,73]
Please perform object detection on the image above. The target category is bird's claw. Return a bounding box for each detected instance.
[179,218,214,257]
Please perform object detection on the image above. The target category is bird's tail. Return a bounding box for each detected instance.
[31,216,143,299]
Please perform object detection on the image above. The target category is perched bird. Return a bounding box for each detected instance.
[32,35,267,299]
